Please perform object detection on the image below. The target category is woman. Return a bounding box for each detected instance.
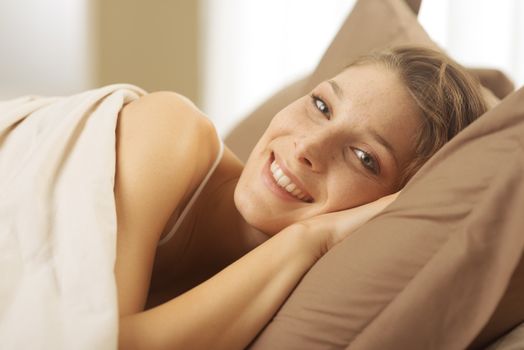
[114,46,487,349]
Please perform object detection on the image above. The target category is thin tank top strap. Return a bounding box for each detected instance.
[157,133,224,247]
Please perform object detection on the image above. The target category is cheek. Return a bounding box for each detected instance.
[267,99,308,134]
[245,103,306,164]
[323,173,390,211]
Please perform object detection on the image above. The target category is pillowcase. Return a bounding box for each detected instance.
[467,68,515,100]
[486,322,524,350]
[248,76,524,350]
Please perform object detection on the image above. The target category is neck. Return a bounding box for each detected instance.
[196,177,269,266]
[192,144,270,267]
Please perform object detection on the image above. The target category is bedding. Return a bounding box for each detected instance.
[241,0,524,348]
[0,84,145,349]
[487,322,524,350]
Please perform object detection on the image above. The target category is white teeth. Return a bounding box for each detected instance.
[270,160,311,202]
[285,183,296,192]
[277,175,291,187]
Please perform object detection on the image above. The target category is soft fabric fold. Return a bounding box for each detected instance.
[0,84,146,350]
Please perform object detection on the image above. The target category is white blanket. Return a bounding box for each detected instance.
[0,84,146,349]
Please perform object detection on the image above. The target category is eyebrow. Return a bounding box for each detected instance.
[328,79,343,100]
[368,128,399,168]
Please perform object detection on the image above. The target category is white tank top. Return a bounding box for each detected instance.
[157,138,225,246]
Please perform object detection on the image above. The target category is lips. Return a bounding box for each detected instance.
[264,152,313,203]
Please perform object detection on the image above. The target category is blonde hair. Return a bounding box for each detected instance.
[350,46,488,188]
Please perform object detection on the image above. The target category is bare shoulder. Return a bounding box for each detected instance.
[114,90,220,317]
[120,90,213,133]
[116,90,220,221]
[117,90,219,187]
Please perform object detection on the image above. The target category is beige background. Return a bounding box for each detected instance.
[93,0,201,104]
[0,0,201,104]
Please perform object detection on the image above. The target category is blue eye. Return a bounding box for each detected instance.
[310,94,330,118]
[354,148,379,174]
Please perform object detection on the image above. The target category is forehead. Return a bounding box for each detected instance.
[331,63,420,126]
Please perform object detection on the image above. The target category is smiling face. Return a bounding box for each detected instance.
[234,63,422,234]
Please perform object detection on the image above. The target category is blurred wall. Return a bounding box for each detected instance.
[0,0,92,98]
[0,0,200,103]
[93,0,200,103]
[199,0,356,136]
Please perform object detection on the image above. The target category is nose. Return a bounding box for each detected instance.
[294,133,329,172]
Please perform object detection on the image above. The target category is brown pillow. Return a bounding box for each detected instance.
[467,68,515,100]
[249,81,524,350]
[486,322,524,350]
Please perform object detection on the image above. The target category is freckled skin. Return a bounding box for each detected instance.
[234,64,422,235]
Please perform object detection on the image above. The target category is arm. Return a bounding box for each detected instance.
[119,224,315,350]
[114,91,219,317]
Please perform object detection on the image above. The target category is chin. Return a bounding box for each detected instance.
[233,182,285,237]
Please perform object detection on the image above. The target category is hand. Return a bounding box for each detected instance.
[291,191,401,259]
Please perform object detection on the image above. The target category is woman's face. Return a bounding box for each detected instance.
[235,63,422,234]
